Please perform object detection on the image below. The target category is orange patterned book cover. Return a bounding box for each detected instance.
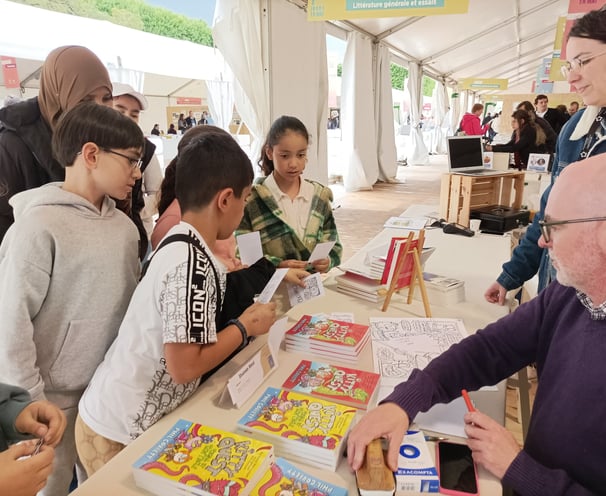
[132,419,273,496]
[236,387,357,470]
[281,360,379,410]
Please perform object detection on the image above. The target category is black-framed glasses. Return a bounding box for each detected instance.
[560,49,606,78]
[539,217,606,243]
[102,148,143,170]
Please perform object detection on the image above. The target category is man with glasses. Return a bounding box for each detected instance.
[349,155,606,495]
[485,6,606,305]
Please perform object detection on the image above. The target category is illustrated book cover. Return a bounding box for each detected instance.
[236,387,357,470]
[252,457,348,496]
[132,418,274,496]
[281,360,379,410]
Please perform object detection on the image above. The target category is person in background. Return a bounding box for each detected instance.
[150,124,160,136]
[112,83,163,252]
[485,109,547,170]
[568,100,580,115]
[177,113,186,133]
[458,103,492,136]
[167,123,177,135]
[185,110,197,128]
[534,94,567,134]
[349,156,606,496]
[556,104,571,124]
[0,102,143,496]
[0,383,66,496]
[199,110,209,125]
[0,45,113,244]
[484,6,606,305]
[238,115,342,273]
[515,100,557,154]
[76,132,278,476]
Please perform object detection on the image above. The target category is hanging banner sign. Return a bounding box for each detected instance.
[567,0,605,14]
[176,97,202,105]
[1,56,20,89]
[308,0,469,21]
[460,78,508,90]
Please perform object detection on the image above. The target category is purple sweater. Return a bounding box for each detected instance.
[384,282,605,495]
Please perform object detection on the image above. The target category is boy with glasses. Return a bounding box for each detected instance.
[0,102,143,496]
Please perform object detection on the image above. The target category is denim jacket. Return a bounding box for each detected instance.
[497,106,606,292]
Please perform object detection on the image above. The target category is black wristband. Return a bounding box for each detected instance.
[227,318,249,350]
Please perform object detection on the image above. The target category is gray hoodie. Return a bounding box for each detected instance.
[0,183,140,408]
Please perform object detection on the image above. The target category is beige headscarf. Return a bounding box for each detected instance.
[38,46,112,130]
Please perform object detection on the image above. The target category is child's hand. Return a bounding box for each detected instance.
[15,401,66,447]
[311,257,330,273]
[278,259,307,270]
[284,268,309,287]
[239,302,276,337]
[0,442,55,496]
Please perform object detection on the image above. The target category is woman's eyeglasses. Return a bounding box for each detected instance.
[560,49,606,78]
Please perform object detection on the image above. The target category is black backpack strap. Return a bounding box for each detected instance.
[141,233,194,279]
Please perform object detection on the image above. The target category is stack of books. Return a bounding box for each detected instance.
[281,359,380,410]
[334,271,385,302]
[236,387,357,471]
[413,272,466,306]
[284,314,370,363]
[132,419,273,496]
[252,457,348,495]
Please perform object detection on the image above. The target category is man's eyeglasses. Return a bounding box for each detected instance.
[539,217,606,243]
[560,49,606,78]
[102,149,143,170]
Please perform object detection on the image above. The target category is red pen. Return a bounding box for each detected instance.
[461,389,475,412]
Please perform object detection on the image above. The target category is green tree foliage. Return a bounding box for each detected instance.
[390,63,408,90]
[422,75,436,97]
[337,63,342,77]
[12,0,213,46]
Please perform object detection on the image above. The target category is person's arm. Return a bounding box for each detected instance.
[0,384,32,442]
[140,154,163,235]
[0,443,55,496]
[0,138,28,243]
[14,400,67,447]
[315,186,343,270]
[164,302,276,384]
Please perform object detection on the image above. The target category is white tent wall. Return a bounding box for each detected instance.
[341,31,378,191]
[268,0,329,185]
[433,80,449,154]
[374,43,398,182]
[406,62,429,165]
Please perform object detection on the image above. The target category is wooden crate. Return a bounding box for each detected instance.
[439,172,526,227]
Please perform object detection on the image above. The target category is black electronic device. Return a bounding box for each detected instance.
[443,223,475,237]
[436,441,479,495]
[470,205,530,234]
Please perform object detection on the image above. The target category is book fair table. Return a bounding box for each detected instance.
[72,221,512,495]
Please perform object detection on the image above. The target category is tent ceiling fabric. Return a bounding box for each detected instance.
[319,0,569,93]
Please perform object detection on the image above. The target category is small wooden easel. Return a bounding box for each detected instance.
[381,229,432,317]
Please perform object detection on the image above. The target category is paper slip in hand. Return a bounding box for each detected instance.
[287,272,324,307]
[307,241,335,263]
[256,268,288,304]
[236,232,263,267]
[224,317,287,408]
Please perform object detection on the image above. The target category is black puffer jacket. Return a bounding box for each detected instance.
[0,97,63,243]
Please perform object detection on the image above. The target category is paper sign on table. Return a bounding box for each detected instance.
[307,240,335,263]
[236,231,263,267]
[287,272,325,307]
[223,317,287,408]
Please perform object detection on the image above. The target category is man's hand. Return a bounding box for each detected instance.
[238,302,277,337]
[284,268,309,287]
[310,257,330,274]
[15,401,66,447]
[484,281,507,305]
[347,403,409,472]
[278,259,307,270]
[465,410,521,479]
[0,442,55,496]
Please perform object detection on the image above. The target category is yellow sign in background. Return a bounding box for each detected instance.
[308,0,469,21]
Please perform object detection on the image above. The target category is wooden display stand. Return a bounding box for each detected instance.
[439,171,525,227]
[381,230,431,317]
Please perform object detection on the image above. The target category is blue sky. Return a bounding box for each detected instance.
[143,0,216,24]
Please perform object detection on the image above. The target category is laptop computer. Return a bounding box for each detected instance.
[447,136,510,175]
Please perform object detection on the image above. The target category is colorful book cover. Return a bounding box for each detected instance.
[281,360,379,409]
[380,236,420,289]
[253,457,348,496]
[237,387,356,466]
[285,314,369,350]
[132,419,273,496]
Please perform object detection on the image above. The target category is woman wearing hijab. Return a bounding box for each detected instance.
[0,45,113,243]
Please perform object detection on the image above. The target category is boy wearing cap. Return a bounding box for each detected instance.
[112,82,163,257]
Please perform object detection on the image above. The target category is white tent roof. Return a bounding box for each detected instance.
[318,0,569,94]
[0,0,224,97]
